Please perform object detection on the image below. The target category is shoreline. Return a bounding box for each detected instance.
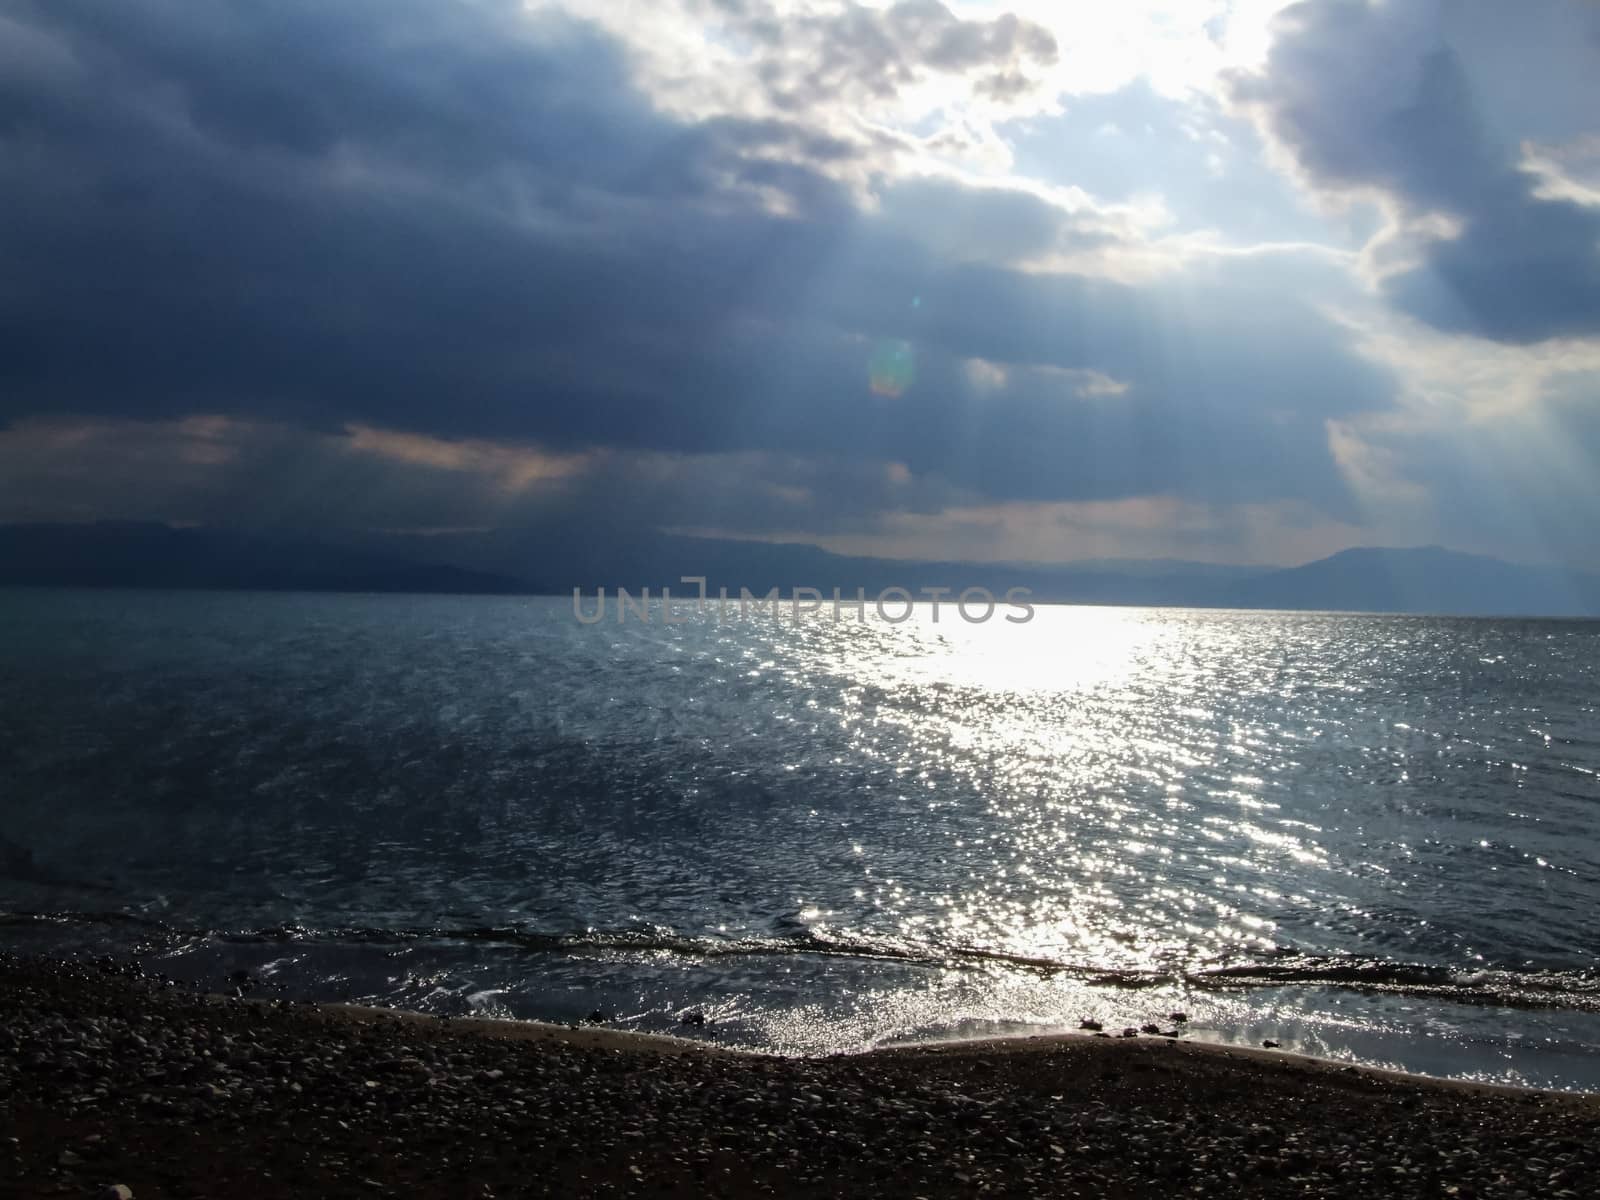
[312,994,1585,1101]
[5,954,1599,1198]
[8,907,1598,1094]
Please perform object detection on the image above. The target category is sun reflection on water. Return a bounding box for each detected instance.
[751,603,1316,982]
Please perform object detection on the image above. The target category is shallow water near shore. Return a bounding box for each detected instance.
[3,588,1598,1089]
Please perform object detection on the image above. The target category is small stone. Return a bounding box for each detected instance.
[99,1187,134,1200]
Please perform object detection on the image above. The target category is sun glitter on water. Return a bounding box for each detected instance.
[869,339,915,398]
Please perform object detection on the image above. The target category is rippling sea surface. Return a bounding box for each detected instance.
[3,589,1598,1088]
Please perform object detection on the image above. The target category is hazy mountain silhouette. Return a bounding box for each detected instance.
[1227,545,1600,616]
[0,522,534,595]
[2,525,1596,616]
[550,534,1269,607]
[548,536,1600,615]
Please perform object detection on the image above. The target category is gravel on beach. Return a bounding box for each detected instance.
[3,954,1597,1199]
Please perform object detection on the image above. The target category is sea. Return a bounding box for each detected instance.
[2,588,1598,1090]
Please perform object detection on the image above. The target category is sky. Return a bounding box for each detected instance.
[2,0,1599,574]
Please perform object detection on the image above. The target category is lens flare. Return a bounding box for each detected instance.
[869,339,915,398]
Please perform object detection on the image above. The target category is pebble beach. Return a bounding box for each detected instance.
[3,954,1597,1199]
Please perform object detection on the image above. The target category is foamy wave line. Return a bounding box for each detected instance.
[5,909,1598,1013]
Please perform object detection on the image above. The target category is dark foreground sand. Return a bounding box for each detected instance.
[3,956,1596,1199]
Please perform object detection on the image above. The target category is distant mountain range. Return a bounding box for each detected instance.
[0,522,531,596]
[2,522,1597,617]
[1225,545,1600,617]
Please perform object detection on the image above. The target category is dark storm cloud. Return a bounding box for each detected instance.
[0,413,974,565]
[0,0,1391,527]
[1229,0,1600,344]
